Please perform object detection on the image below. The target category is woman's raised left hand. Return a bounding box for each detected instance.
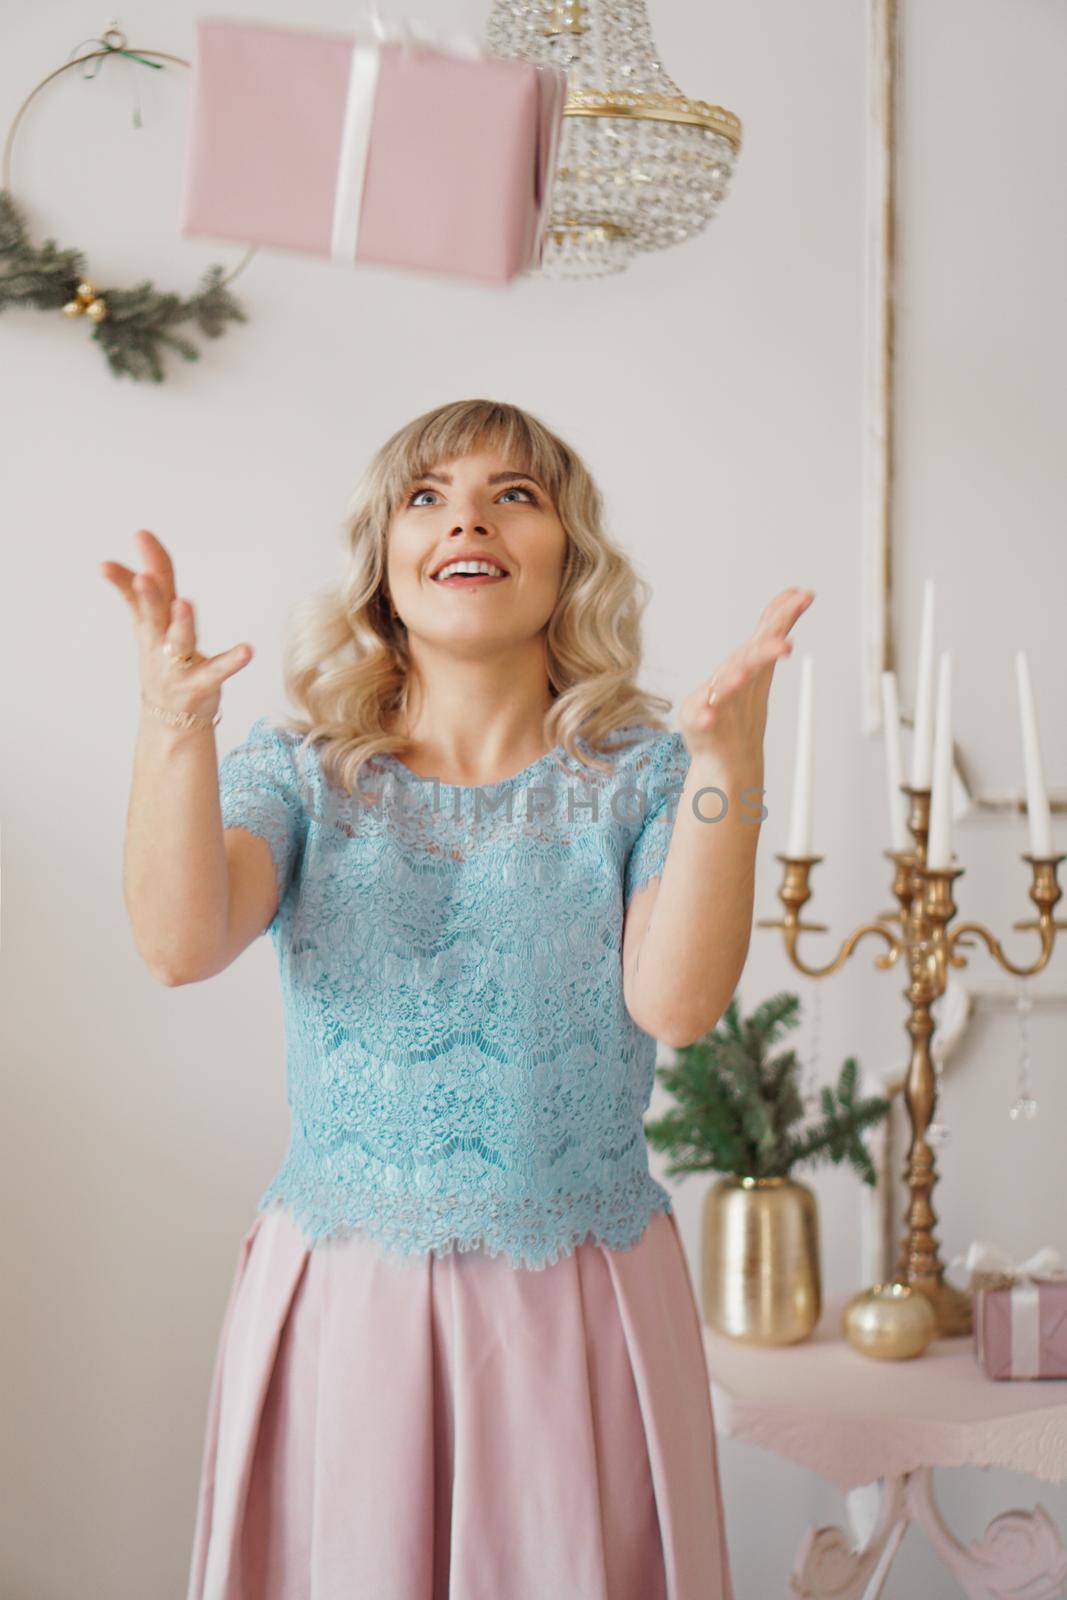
[678,587,815,769]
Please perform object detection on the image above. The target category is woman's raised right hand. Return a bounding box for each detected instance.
[100,529,254,721]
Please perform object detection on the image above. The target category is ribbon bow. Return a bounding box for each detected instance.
[69,28,164,78]
[355,5,487,61]
[947,1240,1067,1294]
[67,24,165,131]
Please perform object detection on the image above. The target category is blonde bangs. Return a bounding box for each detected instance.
[275,399,673,798]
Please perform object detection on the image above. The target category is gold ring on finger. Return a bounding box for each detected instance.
[163,639,200,670]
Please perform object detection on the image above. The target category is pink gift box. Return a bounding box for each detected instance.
[179,16,567,284]
[974,1278,1067,1380]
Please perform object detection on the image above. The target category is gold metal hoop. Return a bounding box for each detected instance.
[1,26,256,290]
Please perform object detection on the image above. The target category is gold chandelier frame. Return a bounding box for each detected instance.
[562,89,742,151]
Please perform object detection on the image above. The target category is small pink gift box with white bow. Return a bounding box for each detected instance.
[949,1241,1067,1381]
[179,14,567,283]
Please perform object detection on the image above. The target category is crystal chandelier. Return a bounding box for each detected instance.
[484,0,742,278]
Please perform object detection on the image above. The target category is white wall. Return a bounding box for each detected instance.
[3,2,1065,1595]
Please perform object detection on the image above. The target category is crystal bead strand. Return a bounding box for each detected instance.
[800,978,822,1110]
[1009,977,1039,1121]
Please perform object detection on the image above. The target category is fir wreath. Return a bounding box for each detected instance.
[0,189,248,383]
[0,27,253,383]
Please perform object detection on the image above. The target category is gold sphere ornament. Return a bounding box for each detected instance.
[62,280,108,321]
[842,1281,939,1361]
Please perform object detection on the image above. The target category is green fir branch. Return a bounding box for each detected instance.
[0,189,249,382]
[644,990,890,1186]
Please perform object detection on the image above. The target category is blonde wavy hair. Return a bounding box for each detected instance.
[276,398,672,796]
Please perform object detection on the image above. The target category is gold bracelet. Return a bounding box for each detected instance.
[141,694,222,732]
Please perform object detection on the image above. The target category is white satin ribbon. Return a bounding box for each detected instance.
[330,10,489,265]
[1012,1281,1042,1378]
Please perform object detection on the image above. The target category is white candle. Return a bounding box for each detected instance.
[1015,650,1054,858]
[880,670,909,851]
[786,655,814,856]
[926,650,954,869]
[910,579,936,788]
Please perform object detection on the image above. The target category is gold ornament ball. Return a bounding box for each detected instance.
[85,300,108,323]
[842,1281,938,1360]
[76,281,97,301]
[62,300,83,317]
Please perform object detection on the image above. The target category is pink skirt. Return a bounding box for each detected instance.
[185,1200,734,1600]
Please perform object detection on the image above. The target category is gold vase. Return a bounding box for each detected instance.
[701,1174,821,1344]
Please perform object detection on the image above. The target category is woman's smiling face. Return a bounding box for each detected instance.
[386,448,568,651]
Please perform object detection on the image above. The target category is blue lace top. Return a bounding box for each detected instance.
[217,714,692,1269]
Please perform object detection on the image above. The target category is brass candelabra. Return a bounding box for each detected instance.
[757,783,1067,1337]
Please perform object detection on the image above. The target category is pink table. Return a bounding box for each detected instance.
[704,1289,1067,1598]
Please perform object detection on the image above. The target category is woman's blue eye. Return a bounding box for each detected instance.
[407,485,537,507]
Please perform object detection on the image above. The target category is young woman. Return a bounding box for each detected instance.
[105,398,813,1600]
